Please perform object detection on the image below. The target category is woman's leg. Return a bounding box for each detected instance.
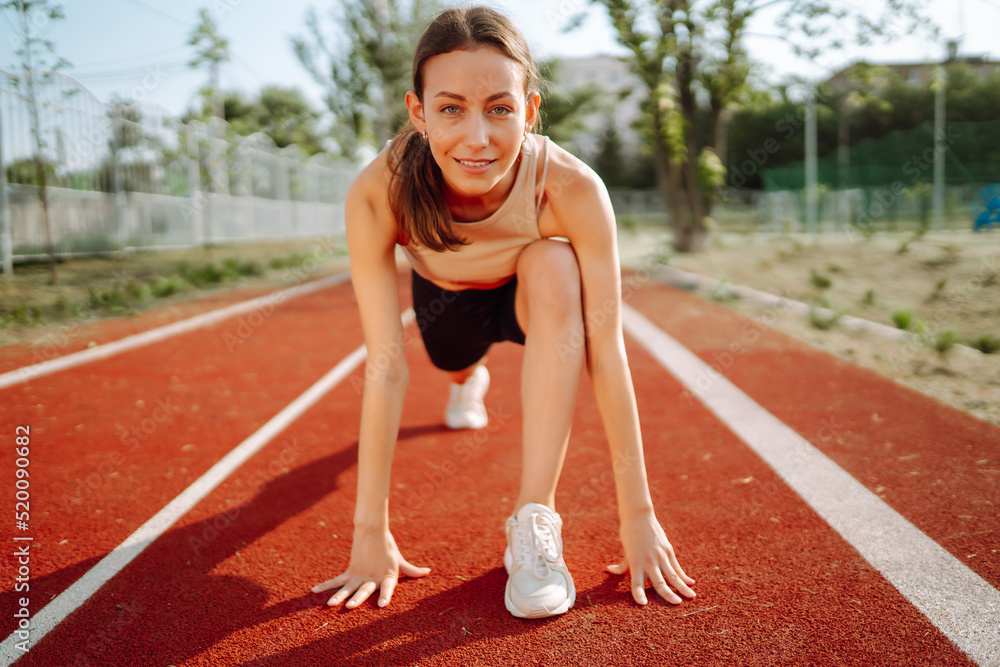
[447,357,487,385]
[512,239,585,512]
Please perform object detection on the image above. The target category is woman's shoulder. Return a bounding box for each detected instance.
[534,134,606,200]
[350,144,397,202]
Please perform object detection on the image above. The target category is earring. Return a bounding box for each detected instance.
[522,131,528,144]
[423,130,428,142]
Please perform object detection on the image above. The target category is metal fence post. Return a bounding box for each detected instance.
[0,78,11,276]
[187,123,204,247]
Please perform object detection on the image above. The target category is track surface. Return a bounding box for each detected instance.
[2,268,998,666]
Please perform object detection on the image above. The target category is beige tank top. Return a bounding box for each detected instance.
[396,134,549,290]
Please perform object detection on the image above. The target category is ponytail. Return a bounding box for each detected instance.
[389,125,467,252]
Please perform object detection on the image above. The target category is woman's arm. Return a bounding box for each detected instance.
[547,155,697,606]
[312,155,430,609]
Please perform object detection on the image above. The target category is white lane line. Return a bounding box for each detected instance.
[0,309,414,665]
[0,272,351,390]
[622,303,1000,667]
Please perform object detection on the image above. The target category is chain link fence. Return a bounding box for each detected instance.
[0,70,358,273]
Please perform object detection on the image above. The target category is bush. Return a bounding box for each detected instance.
[808,307,841,330]
[150,276,189,298]
[933,329,960,356]
[810,269,832,290]
[892,309,914,331]
[971,334,1000,354]
[862,288,876,305]
[88,287,129,312]
[223,257,265,279]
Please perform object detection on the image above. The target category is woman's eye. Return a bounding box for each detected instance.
[491,107,512,116]
[441,105,460,114]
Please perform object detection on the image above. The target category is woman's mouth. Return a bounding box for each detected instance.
[455,158,495,174]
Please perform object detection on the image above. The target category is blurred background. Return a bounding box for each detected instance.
[0,0,998,268]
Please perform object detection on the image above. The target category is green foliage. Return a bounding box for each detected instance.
[932,329,960,357]
[892,308,914,331]
[150,275,190,298]
[897,229,925,254]
[711,278,738,303]
[292,0,439,159]
[971,334,1000,354]
[809,269,832,290]
[187,8,230,118]
[268,253,310,270]
[221,87,325,155]
[927,277,947,301]
[862,288,876,305]
[87,286,129,312]
[808,307,841,330]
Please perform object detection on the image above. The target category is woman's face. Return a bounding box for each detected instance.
[407,46,539,202]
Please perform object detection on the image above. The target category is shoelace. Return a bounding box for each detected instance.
[511,512,562,579]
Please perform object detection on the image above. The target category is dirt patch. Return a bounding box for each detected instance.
[619,227,1000,426]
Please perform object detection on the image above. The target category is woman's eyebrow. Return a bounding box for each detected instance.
[433,91,514,102]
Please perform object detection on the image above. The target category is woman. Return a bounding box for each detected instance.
[312,6,696,619]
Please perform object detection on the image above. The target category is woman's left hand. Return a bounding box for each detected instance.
[606,509,697,605]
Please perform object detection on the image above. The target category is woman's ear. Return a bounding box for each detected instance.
[525,91,541,134]
[405,90,425,133]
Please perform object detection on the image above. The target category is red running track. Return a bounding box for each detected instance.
[2,271,997,666]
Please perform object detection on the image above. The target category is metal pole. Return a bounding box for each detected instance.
[187,123,204,247]
[805,91,818,234]
[933,65,946,232]
[0,76,12,276]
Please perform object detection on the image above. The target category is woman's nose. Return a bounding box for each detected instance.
[463,115,489,149]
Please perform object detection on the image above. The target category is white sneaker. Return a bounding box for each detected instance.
[503,502,575,619]
[445,364,489,430]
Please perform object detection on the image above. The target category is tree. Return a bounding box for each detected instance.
[1,0,69,282]
[188,7,230,120]
[209,88,325,154]
[583,0,935,251]
[293,0,438,162]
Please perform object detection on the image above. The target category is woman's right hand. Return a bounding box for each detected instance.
[311,524,431,609]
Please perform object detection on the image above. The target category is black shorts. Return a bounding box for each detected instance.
[411,269,526,371]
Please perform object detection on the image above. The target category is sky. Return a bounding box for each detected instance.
[1,0,998,119]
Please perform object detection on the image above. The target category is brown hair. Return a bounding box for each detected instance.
[389,6,541,251]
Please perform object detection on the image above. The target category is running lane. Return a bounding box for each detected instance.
[13,273,977,665]
[628,277,1000,590]
[1,275,364,643]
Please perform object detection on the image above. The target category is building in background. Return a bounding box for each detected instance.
[549,54,645,162]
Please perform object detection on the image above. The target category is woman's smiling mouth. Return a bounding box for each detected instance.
[455,158,496,174]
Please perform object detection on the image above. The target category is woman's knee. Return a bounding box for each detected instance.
[517,240,582,314]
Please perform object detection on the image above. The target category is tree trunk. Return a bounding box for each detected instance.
[676,51,706,253]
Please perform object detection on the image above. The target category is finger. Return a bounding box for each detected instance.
[631,568,648,605]
[378,575,397,608]
[650,571,683,605]
[326,581,359,607]
[345,581,378,609]
[311,573,349,594]
[666,550,697,588]
[606,561,628,576]
[399,560,432,579]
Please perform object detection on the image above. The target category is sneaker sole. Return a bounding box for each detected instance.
[503,546,576,619]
